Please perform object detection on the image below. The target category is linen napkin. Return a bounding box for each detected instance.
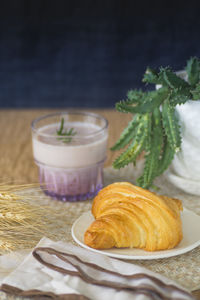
[0,237,194,300]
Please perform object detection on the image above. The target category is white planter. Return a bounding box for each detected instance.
[157,71,200,195]
[167,100,200,195]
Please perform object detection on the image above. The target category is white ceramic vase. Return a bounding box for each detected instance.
[157,71,200,195]
[167,99,200,195]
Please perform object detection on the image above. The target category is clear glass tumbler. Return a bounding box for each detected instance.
[31,111,108,201]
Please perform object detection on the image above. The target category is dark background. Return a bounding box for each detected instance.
[0,0,200,108]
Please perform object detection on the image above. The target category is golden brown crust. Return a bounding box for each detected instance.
[84,182,183,251]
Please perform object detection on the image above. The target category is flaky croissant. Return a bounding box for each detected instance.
[84,182,183,251]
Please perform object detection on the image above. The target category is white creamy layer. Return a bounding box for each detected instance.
[32,122,108,168]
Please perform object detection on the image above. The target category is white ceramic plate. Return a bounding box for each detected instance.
[71,208,200,260]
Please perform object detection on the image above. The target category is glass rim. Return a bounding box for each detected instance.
[31,111,108,139]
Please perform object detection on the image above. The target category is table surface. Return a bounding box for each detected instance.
[0,108,199,299]
[0,109,133,184]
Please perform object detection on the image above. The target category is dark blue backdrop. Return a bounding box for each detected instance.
[0,0,200,108]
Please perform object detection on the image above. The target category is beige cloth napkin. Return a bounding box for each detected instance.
[0,237,194,300]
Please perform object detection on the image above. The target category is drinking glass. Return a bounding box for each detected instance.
[31,111,108,201]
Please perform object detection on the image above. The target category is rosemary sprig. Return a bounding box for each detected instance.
[112,57,200,189]
[56,118,77,143]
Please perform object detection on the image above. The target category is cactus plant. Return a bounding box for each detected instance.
[112,57,200,188]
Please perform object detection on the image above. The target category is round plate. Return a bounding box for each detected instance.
[71,208,200,260]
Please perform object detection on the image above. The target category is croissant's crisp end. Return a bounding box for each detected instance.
[84,182,183,251]
[84,229,115,249]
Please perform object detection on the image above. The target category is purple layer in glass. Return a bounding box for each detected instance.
[37,160,104,202]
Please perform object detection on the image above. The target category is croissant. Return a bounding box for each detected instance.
[84,182,183,251]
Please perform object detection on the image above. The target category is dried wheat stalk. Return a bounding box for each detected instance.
[0,186,68,253]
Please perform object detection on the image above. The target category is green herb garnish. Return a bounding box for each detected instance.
[111,57,200,189]
[56,118,77,143]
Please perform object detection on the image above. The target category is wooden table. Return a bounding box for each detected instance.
[0,109,132,184]
[0,109,199,299]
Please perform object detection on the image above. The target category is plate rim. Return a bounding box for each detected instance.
[71,208,200,260]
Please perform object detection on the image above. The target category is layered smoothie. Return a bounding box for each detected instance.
[32,112,108,201]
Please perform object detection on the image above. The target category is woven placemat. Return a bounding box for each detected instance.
[1,162,200,299]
